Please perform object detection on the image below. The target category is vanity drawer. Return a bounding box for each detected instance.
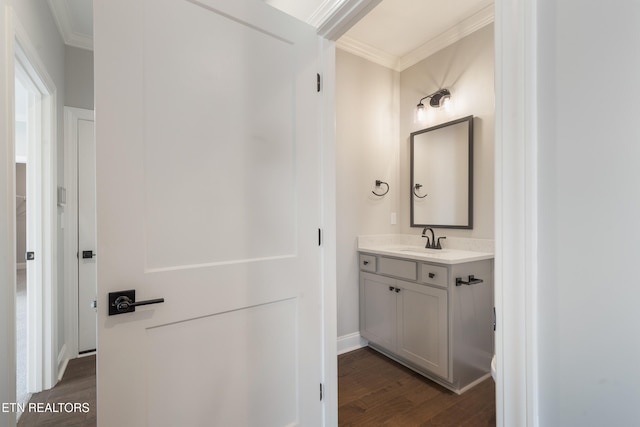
[359,254,377,272]
[378,257,417,281]
[420,263,448,288]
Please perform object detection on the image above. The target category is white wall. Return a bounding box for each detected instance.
[536,1,640,425]
[0,0,14,423]
[399,24,494,238]
[336,49,400,340]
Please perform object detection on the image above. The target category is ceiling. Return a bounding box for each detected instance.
[47,0,493,71]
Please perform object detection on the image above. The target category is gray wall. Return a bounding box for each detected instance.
[15,164,26,262]
[335,25,495,342]
[536,1,640,424]
[65,46,94,110]
[336,49,400,339]
[399,24,495,238]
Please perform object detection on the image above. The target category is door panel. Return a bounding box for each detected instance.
[77,118,96,353]
[147,299,297,426]
[143,0,297,270]
[396,280,448,379]
[360,272,396,350]
[94,0,322,425]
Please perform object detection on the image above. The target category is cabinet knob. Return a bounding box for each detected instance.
[428,272,435,279]
[363,261,369,265]
[395,287,401,293]
[389,286,394,291]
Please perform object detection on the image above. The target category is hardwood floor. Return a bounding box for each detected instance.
[339,347,495,426]
[15,347,493,426]
[18,355,96,427]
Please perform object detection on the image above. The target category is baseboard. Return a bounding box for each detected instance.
[16,263,26,270]
[57,343,70,382]
[337,332,368,355]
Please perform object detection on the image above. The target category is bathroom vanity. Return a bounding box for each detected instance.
[358,237,494,394]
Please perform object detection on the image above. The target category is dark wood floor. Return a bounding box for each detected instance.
[18,355,96,427]
[339,347,495,426]
[16,348,494,426]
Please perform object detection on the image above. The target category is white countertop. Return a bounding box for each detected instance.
[357,235,494,265]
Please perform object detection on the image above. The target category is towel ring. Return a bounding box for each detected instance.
[372,180,389,197]
[413,183,427,198]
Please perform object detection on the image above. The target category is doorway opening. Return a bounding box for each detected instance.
[12,24,59,421]
[14,70,30,415]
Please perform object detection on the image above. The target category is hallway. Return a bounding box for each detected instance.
[17,356,95,426]
[16,269,27,411]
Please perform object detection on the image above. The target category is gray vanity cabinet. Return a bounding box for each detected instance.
[395,278,448,379]
[358,252,493,393]
[360,273,398,350]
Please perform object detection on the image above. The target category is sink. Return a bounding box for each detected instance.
[398,247,448,254]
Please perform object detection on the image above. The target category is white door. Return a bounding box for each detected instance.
[94,0,324,426]
[77,117,96,353]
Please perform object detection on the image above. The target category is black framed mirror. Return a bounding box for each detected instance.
[410,115,473,229]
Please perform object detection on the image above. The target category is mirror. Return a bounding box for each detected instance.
[410,115,473,228]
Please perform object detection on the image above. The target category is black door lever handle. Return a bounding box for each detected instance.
[108,290,164,315]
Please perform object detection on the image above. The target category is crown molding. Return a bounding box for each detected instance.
[397,4,494,71]
[336,36,399,70]
[312,0,383,41]
[336,3,494,72]
[47,0,93,51]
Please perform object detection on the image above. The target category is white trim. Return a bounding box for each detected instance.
[2,5,19,426]
[64,106,94,360]
[315,0,383,41]
[337,4,494,72]
[56,343,70,381]
[397,4,494,71]
[320,38,338,427]
[494,0,537,425]
[337,332,367,355]
[336,36,399,70]
[46,0,93,51]
[10,8,59,393]
[307,0,347,28]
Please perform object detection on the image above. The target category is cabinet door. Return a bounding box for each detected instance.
[396,280,449,379]
[360,272,397,351]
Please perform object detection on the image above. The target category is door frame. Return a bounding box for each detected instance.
[325,0,538,425]
[63,106,95,359]
[6,6,59,401]
[0,2,537,426]
[493,0,538,425]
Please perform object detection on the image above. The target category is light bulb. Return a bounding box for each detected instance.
[442,96,452,112]
[416,104,425,122]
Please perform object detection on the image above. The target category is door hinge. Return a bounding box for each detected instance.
[320,383,324,401]
[318,228,322,246]
[493,307,496,331]
[317,73,321,92]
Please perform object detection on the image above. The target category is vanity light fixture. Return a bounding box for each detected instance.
[416,88,451,120]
